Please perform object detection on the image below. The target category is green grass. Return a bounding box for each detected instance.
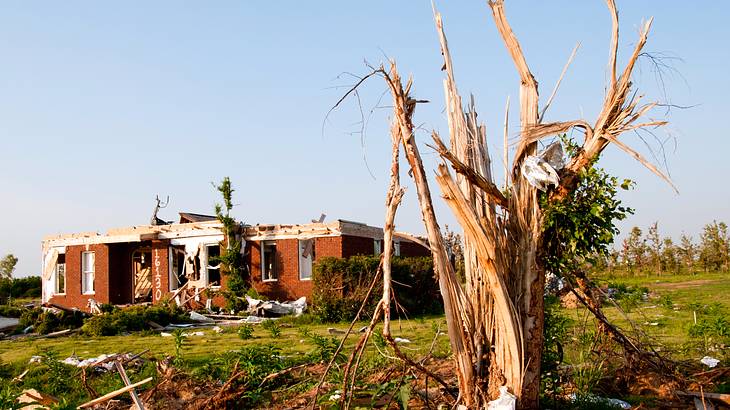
[562,271,730,363]
[0,316,451,369]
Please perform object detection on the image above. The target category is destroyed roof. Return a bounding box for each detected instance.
[179,212,218,223]
[42,218,427,247]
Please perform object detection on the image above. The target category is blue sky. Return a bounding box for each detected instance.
[1,2,728,277]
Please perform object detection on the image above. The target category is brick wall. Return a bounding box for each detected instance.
[400,241,430,257]
[249,236,343,301]
[341,235,375,258]
[151,240,169,303]
[48,243,110,311]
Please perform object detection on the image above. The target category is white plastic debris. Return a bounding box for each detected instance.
[160,331,204,337]
[488,386,516,410]
[190,311,214,323]
[212,326,223,334]
[539,141,566,170]
[243,315,264,324]
[701,356,720,368]
[605,398,632,409]
[29,356,42,364]
[394,337,412,344]
[569,393,631,409]
[520,156,560,191]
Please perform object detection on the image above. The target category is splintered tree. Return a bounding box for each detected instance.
[330,1,677,408]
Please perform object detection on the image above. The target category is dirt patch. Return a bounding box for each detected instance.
[650,279,720,290]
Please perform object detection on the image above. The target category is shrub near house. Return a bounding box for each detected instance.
[311,255,442,323]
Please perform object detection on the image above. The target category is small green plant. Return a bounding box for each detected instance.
[658,294,674,310]
[572,349,607,395]
[171,328,186,362]
[261,320,281,338]
[0,385,22,410]
[300,328,343,363]
[238,324,254,340]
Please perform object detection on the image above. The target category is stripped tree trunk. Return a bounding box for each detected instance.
[337,1,674,408]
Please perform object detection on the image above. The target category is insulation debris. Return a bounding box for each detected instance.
[520,155,560,191]
[488,386,516,410]
[701,356,720,368]
[245,296,307,317]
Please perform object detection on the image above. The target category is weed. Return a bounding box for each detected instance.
[171,328,186,363]
[0,385,22,410]
[261,320,281,338]
[237,324,254,340]
[658,295,674,310]
[573,352,606,394]
[300,328,342,363]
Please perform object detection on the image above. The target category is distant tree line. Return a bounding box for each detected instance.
[594,220,730,275]
[0,254,41,303]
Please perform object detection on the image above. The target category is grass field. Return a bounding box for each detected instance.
[0,272,728,408]
[1,272,727,368]
[0,315,452,369]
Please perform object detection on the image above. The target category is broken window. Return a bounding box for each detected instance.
[299,239,314,281]
[206,244,221,287]
[82,251,95,294]
[169,246,187,291]
[374,239,383,256]
[55,254,66,295]
[261,241,278,282]
[132,250,152,303]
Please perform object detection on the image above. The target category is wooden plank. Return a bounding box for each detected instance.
[679,391,730,406]
[114,361,145,410]
[76,377,153,409]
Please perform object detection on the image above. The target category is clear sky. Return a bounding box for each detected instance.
[1,2,728,277]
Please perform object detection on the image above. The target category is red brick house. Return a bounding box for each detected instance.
[41,214,429,311]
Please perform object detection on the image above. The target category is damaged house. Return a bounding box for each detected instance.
[41,213,430,311]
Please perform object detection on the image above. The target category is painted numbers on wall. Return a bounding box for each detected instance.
[154,249,162,301]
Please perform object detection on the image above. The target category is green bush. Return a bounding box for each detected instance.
[81,304,188,336]
[311,255,442,323]
[18,308,85,335]
[0,304,25,318]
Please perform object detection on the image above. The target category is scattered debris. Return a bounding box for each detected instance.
[86,298,102,315]
[488,386,516,410]
[569,393,631,409]
[190,311,214,323]
[539,141,566,170]
[17,388,58,410]
[327,328,345,335]
[394,337,411,344]
[212,326,223,333]
[77,377,153,409]
[161,331,204,337]
[701,356,720,368]
[245,296,307,317]
[520,155,560,191]
[678,391,730,406]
